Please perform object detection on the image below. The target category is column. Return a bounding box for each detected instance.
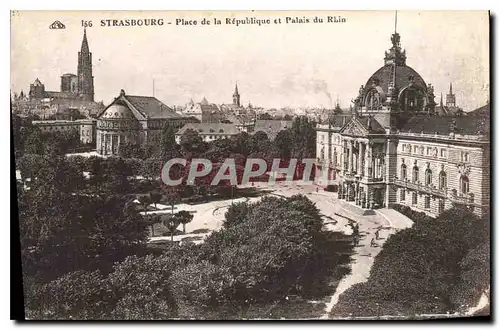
[365,142,370,179]
[385,139,392,207]
[358,142,364,177]
[369,188,375,209]
[349,140,353,173]
[355,184,359,205]
[340,141,344,174]
[117,134,121,155]
[327,133,332,165]
[104,134,109,155]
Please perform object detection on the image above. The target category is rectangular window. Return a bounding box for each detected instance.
[400,189,406,201]
[413,146,418,153]
[440,149,447,158]
[426,147,431,156]
[412,192,417,205]
[424,196,430,209]
[438,199,445,214]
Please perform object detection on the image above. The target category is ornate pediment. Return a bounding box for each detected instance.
[457,163,471,176]
[339,118,368,137]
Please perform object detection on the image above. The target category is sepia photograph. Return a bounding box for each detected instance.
[10,10,490,320]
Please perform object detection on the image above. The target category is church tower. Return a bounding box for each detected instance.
[233,83,241,107]
[77,28,94,101]
[446,82,456,108]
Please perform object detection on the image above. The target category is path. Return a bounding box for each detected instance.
[318,203,412,319]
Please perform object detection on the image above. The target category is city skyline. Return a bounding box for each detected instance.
[11,10,489,111]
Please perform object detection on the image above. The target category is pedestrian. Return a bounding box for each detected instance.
[375,230,380,240]
[316,187,319,193]
[370,238,376,247]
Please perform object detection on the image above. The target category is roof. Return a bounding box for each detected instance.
[125,95,179,119]
[176,123,240,135]
[338,116,386,136]
[468,103,490,117]
[435,104,463,116]
[364,64,427,96]
[400,115,489,135]
[356,116,386,133]
[253,120,292,140]
[32,78,43,86]
[326,113,352,129]
[97,90,182,120]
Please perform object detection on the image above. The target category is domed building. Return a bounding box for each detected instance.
[96,89,196,155]
[315,29,490,217]
[352,31,436,129]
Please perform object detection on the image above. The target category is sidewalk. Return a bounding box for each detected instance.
[375,208,414,230]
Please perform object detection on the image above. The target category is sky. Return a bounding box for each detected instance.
[10,10,489,111]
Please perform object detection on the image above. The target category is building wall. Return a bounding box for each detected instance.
[314,121,489,217]
[79,121,96,144]
[395,136,488,216]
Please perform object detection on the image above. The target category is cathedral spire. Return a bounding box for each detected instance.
[81,28,89,53]
[232,82,240,107]
[77,28,94,101]
[234,82,239,96]
[446,82,456,108]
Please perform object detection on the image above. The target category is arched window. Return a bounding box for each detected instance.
[425,169,432,186]
[439,171,447,190]
[399,87,426,112]
[412,166,419,183]
[401,164,407,180]
[460,176,469,194]
[365,89,382,110]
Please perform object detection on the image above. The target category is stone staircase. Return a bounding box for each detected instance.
[338,200,376,216]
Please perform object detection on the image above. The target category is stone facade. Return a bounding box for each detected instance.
[31,119,97,145]
[315,30,490,217]
[96,89,195,156]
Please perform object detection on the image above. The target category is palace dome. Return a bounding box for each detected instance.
[364,64,427,95]
[101,103,135,119]
[354,31,434,114]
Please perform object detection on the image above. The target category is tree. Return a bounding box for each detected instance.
[161,214,180,241]
[149,191,162,210]
[273,130,292,159]
[157,125,178,160]
[231,132,250,156]
[137,195,153,235]
[23,126,44,154]
[170,261,237,319]
[180,129,207,156]
[175,210,194,234]
[223,202,250,228]
[163,185,181,215]
[331,207,489,317]
[118,142,144,159]
[24,270,113,320]
[258,113,273,120]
